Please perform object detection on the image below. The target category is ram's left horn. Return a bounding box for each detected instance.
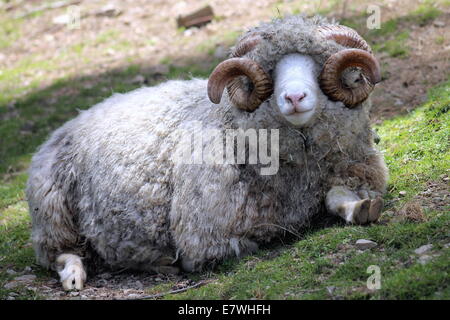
[317,25,380,107]
[319,48,381,107]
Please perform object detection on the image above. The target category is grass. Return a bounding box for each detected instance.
[409,2,443,26]
[377,81,450,199]
[372,31,410,58]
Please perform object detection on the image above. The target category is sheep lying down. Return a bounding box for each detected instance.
[26,15,388,290]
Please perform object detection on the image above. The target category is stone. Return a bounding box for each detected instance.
[130,75,146,84]
[414,244,433,255]
[14,274,36,282]
[355,239,378,250]
[399,191,407,197]
[4,282,19,289]
[418,255,433,265]
[326,286,336,295]
[6,269,17,275]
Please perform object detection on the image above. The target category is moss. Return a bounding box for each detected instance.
[408,3,442,26]
[372,31,410,58]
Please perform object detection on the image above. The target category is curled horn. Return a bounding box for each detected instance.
[317,25,381,107]
[208,58,273,111]
[208,33,273,111]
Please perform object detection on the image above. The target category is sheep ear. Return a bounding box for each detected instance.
[207,58,273,112]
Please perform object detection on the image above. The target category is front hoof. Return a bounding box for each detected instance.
[368,197,383,222]
[352,199,371,224]
[60,264,86,291]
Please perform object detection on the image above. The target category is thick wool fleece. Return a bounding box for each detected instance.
[233,15,345,77]
[27,16,388,273]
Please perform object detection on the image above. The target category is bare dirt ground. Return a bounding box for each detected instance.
[1,0,449,299]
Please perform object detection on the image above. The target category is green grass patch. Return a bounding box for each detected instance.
[0,15,22,49]
[377,79,450,198]
[408,2,442,26]
[373,31,410,58]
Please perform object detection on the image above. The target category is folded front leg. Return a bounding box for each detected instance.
[326,186,383,224]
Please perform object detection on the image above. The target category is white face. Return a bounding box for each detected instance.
[272,54,320,126]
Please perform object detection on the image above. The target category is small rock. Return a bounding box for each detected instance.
[443,243,450,249]
[418,255,433,265]
[99,272,112,280]
[130,75,145,84]
[399,191,407,197]
[154,277,163,282]
[8,292,19,297]
[134,280,144,290]
[414,244,433,255]
[7,296,15,300]
[4,282,19,289]
[355,239,378,250]
[14,274,36,282]
[326,286,336,295]
[96,4,122,17]
[6,269,17,275]
[70,291,80,296]
[433,20,445,28]
[106,48,116,56]
[23,266,32,272]
[127,293,140,298]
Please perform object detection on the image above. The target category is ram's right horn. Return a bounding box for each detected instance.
[207,57,273,111]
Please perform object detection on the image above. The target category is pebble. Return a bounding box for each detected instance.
[418,255,432,265]
[4,282,19,289]
[6,269,17,275]
[99,272,112,280]
[433,20,445,28]
[130,75,145,84]
[326,286,336,295]
[14,274,36,282]
[134,280,144,290]
[414,244,433,255]
[399,191,407,197]
[355,239,378,250]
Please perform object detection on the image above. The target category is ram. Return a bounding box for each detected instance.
[26,15,387,290]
